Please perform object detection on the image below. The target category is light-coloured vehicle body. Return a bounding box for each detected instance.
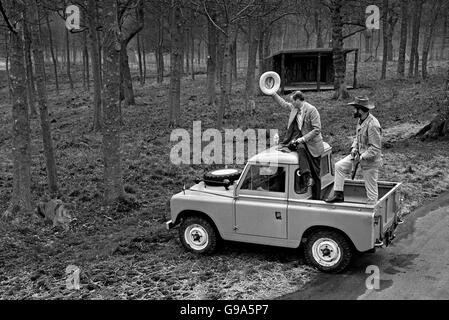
[167,144,402,270]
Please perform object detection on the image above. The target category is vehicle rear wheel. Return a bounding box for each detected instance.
[304,230,353,273]
[179,216,218,254]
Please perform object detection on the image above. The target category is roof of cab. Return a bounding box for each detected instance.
[248,143,331,165]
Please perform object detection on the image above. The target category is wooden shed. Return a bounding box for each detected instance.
[265,48,359,93]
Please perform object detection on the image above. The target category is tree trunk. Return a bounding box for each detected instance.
[142,40,147,83]
[169,0,183,127]
[381,0,389,80]
[23,10,37,117]
[197,39,201,66]
[331,0,350,100]
[65,29,74,90]
[5,33,12,101]
[245,17,258,112]
[217,24,236,127]
[102,0,124,204]
[85,34,90,90]
[409,0,423,77]
[156,14,164,84]
[185,27,190,77]
[82,33,87,90]
[261,29,272,78]
[72,37,77,65]
[397,0,408,77]
[413,5,423,77]
[440,13,448,60]
[207,11,217,105]
[257,24,265,78]
[120,47,135,106]
[216,30,224,83]
[87,0,102,131]
[9,0,32,215]
[46,14,59,94]
[190,25,195,80]
[32,1,58,195]
[231,32,237,82]
[137,34,144,86]
[364,30,372,55]
[386,12,397,62]
[422,0,443,79]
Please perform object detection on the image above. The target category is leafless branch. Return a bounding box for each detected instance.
[0,0,17,34]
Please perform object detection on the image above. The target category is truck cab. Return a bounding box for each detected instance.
[167,144,403,273]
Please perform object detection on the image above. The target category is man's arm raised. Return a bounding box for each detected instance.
[272,93,293,111]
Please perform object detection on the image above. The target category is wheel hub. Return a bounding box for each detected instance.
[184,224,209,251]
[312,238,341,267]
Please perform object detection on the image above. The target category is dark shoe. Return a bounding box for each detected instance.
[325,191,344,203]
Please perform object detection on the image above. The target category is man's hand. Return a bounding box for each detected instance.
[295,138,305,144]
[350,148,358,159]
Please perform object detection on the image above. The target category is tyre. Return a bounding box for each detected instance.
[179,216,218,254]
[304,230,353,273]
[203,168,242,186]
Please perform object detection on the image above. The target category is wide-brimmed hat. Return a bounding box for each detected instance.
[348,96,375,110]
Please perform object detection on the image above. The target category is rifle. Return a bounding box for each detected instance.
[351,152,360,180]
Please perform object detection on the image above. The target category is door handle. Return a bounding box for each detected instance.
[275,212,282,220]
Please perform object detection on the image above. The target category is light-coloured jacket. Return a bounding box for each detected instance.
[351,114,382,169]
[278,99,324,158]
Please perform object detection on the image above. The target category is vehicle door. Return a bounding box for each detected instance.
[234,164,288,239]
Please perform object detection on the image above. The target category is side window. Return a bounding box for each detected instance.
[240,165,286,193]
[294,169,309,194]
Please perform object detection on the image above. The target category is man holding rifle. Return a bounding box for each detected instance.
[325,97,382,205]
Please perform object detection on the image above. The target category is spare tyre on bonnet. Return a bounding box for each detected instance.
[203,169,242,186]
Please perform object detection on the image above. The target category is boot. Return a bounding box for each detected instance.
[325,191,344,203]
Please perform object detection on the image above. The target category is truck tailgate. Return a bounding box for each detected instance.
[374,181,403,245]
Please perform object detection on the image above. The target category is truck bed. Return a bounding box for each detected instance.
[321,180,402,244]
[321,180,401,206]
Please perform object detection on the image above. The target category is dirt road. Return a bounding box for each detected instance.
[279,192,449,300]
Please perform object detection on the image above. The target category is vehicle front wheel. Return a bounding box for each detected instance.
[304,230,353,273]
[179,216,218,255]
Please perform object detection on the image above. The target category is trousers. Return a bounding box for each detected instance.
[334,155,379,204]
[295,144,321,200]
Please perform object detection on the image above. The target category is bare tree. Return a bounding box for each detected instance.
[408,0,423,78]
[168,0,183,127]
[23,8,37,116]
[45,13,60,94]
[206,5,217,105]
[422,0,443,79]
[86,0,102,131]
[381,0,389,79]
[119,0,144,107]
[65,29,74,90]
[2,0,33,214]
[102,0,125,204]
[31,0,58,195]
[397,0,408,77]
[440,12,448,60]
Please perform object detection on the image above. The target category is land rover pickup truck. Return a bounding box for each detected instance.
[166,143,403,273]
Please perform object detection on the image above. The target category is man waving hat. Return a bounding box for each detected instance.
[325,96,382,205]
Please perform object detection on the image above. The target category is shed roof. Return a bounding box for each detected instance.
[266,48,358,60]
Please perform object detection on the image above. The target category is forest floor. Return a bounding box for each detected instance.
[1,61,449,300]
